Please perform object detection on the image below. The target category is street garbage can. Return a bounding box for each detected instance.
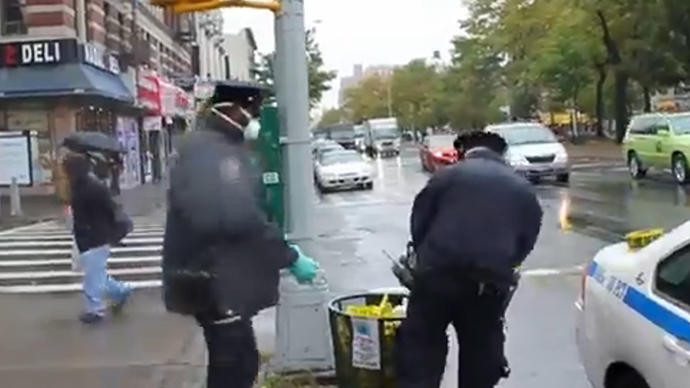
[328,291,408,388]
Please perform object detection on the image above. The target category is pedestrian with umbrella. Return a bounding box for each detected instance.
[61,132,132,324]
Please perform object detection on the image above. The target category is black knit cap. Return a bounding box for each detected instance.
[454,130,508,154]
[210,80,267,117]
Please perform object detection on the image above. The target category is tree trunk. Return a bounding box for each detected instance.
[614,71,629,143]
[643,86,651,112]
[595,64,607,137]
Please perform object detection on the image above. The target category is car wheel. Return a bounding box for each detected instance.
[609,369,650,388]
[627,151,646,179]
[364,182,373,190]
[556,173,570,183]
[672,152,690,184]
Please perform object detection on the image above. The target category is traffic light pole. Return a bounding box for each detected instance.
[275,0,314,240]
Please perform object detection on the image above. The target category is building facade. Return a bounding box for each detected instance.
[0,0,194,194]
[337,64,397,107]
[220,28,256,81]
[194,10,224,81]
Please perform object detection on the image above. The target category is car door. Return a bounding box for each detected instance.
[650,116,673,168]
[641,244,690,388]
[632,116,660,167]
[655,116,676,169]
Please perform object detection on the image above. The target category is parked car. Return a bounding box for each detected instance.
[419,134,458,172]
[576,226,690,388]
[314,150,373,192]
[623,112,690,184]
[485,122,570,183]
[312,140,344,160]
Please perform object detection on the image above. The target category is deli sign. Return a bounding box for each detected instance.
[1,39,77,67]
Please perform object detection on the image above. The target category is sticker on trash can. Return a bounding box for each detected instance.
[351,317,381,370]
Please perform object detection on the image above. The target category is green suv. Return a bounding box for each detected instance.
[623,112,690,184]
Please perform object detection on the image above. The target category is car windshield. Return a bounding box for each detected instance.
[321,152,361,165]
[330,130,355,140]
[373,127,399,140]
[494,125,557,145]
[428,134,456,149]
[669,115,690,134]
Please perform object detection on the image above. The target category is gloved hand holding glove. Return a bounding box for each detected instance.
[288,244,319,284]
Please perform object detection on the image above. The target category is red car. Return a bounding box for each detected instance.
[419,134,459,172]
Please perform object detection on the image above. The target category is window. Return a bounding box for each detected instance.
[655,244,690,309]
[629,116,659,135]
[2,0,27,36]
[494,124,558,145]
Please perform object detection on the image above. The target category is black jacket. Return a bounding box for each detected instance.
[162,115,297,319]
[63,154,118,253]
[410,148,542,285]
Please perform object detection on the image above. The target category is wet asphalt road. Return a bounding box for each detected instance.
[4,145,690,387]
[312,147,690,387]
[309,147,610,388]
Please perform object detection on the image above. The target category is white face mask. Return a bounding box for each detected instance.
[244,120,261,140]
[211,102,261,139]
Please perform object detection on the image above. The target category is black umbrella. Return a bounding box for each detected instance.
[62,131,125,154]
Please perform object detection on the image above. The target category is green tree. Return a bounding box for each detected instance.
[390,59,443,131]
[252,28,337,109]
[318,108,347,126]
[342,74,392,123]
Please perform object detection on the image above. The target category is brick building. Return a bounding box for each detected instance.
[0,0,196,193]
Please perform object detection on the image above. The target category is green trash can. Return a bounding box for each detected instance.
[328,291,408,388]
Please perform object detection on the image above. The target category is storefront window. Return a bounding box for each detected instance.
[3,108,53,185]
[76,106,115,133]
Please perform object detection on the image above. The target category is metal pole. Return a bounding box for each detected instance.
[276,0,313,240]
[10,177,22,217]
[387,80,393,117]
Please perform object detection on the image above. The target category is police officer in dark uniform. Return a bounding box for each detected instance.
[395,130,543,388]
[162,81,319,388]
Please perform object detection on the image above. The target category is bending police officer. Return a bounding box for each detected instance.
[162,81,320,388]
[395,130,543,388]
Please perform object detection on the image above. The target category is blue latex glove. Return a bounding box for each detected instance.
[288,244,319,284]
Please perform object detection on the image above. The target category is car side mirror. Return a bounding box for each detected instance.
[658,128,670,137]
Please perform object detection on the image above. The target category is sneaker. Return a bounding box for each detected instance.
[79,312,104,324]
[110,290,131,313]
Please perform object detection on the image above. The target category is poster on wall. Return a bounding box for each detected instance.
[0,132,32,186]
[116,117,141,190]
[29,132,50,184]
[126,118,141,187]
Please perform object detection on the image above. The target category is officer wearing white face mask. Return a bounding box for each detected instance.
[162,81,319,388]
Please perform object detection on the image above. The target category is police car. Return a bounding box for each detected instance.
[576,225,690,388]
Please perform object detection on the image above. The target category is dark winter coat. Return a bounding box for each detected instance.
[63,154,119,253]
[410,148,543,285]
[162,114,297,319]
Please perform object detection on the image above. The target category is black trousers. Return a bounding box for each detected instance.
[395,274,509,388]
[196,316,260,388]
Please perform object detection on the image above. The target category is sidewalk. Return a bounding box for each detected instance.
[0,181,168,231]
[564,139,623,163]
[0,289,205,388]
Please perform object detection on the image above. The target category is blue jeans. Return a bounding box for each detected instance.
[80,245,130,315]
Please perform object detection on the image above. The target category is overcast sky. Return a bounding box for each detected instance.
[223,0,467,109]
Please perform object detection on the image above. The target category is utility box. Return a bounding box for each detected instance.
[255,105,286,230]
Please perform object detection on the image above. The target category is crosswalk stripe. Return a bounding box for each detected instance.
[2,226,165,236]
[0,237,163,247]
[0,266,161,280]
[0,280,162,293]
[0,245,161,256]
[0,256,161,267]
